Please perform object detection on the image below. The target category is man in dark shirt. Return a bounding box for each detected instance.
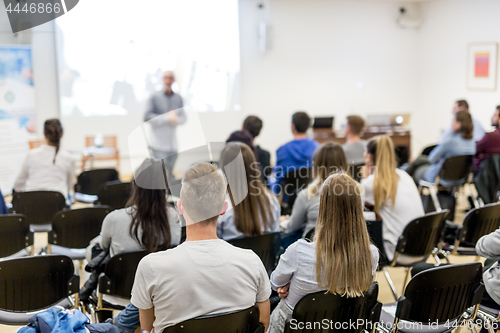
[474,106,500,171]
[243,116,271,186]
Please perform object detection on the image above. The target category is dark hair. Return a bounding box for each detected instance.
[292,111,311,133]
[44,119,63,164]
[346,115,365,136]
[226,130,258,161]
[455,110,473,139]
[496,105,500,111]
[243,116,263,138]
[456,100,469,111]
[126,160,172,253]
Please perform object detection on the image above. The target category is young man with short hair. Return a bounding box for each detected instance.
[343,115,366,165]
[131,163,271,333]
[243,115,271,185]
[270,111,319,194]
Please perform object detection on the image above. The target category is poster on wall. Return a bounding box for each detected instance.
[0,45,36,194]
[467,42,498,91]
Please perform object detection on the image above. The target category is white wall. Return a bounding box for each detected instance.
[414,0,500,151]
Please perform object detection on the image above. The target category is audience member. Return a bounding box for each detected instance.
[271,111,319,194]
[283,142,348,238]
[226,130,258,159]
[131,163,271,332]
[406,111,476,185]
[0,188,6,215]
[474,105,500,172]
[243,115,272,185]
[268,173,378,333]
[14,119,75,203]
[362,135,424,260]
[343,115,366,165]
[476,227,500,311]
[218,142,280,240]
[441,100,485,142]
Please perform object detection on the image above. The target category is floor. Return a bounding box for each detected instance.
[0,188,490,333]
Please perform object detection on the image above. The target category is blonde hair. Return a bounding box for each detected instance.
[315,173,375,297]
[308,142,348,198]
[366,135,399,212]
[180,163,227,225]
[220,142,273,236]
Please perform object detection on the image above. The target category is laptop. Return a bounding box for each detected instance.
[313,117,334,129]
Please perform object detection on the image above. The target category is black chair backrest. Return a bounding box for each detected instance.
[438,155,473,183]
[11,191,66,225]
[365,220,388,267]
[284,282,381,333]
[398,263,483,324]
[395,210,449,257]
[304,227,315,242]
[348,163,365,183]
[228,232,280,276]
[49,206,111,249]
[96,181,132,210]
[75,169,119,195]
[0,255,79,312]
[281,167,313,207]
[163,306,264,333]
[0,214,33,258]
[98,250,148,298]
[458,202,500,247]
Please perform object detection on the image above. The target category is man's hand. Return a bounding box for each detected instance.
[167,110,179,125]
[277,283,290,299]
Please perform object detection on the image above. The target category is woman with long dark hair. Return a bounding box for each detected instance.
[14,119,75,202]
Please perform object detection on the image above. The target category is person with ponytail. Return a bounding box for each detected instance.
[362,135,424,260]
[14,119,75,202]
[283,142,348,238]
[267,173,378,333]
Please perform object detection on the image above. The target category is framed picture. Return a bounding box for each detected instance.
[467,42,498,91]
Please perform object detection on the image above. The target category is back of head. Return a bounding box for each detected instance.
[127,158,171,253]
[455,110,473,139]
[309,142,348,197]
[220,142,273,236]
[366,135,399,211]
[292,111,311,133]
[243,116,263,138]
[315,173,374,297]
[181,163,227,225]
[346,115,365,136]
[456,100,469,112]
[44,119,63,164]
[226,130,257,159]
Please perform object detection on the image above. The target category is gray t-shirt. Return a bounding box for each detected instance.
[270,239,379,309]
[99,206,181,257]
[476,227,500,305]
[144,91,186,152]
[343,140,367,165]
[131,239,271,333]
[285,188,320,238]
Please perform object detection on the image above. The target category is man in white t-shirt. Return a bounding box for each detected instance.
[131,163,271,333]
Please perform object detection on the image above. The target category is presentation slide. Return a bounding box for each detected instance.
[55,0,241,118]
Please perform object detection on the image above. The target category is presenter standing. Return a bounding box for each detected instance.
[144,71,186,182]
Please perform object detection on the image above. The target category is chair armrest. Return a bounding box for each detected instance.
[418,180,435,188]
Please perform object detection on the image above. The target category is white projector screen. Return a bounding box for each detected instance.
[55,0,241,117]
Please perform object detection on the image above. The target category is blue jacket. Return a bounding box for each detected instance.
[0,188,7,215]
[271,138,319,194]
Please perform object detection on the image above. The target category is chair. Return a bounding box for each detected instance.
[228,232,281,276]
[11,191,67,232]
[0,214,34,258]
[28,139,45,149]
[82,135,120,171]
[349,163,365,183]
[279,167,313,215]
[369,210,449,301]
[74,168,119,202]
[48,206,112,260]
[283,282,382,333]
[163,305,265,333]
[379,263,484,333]
[474,154,500,205]
[0,255,80,325]
[95,181,132,210]
[442,202,500,260]
[95,250,148,317]
[419,155,473,221]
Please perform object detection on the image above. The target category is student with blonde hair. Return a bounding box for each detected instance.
[217,142,280,240]
[268,173,378,333]
[283,142,348,238]
[362,135,424,260]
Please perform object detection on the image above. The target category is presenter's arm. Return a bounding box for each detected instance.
[176,98,187,125]
[144,95,158,122]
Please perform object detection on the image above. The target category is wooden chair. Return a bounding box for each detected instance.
[28,139,45,149]
[82,135,120,171]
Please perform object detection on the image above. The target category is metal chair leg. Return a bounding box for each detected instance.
[383,267,398,301]
[428,186,442,212]
[402,267,412,294]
